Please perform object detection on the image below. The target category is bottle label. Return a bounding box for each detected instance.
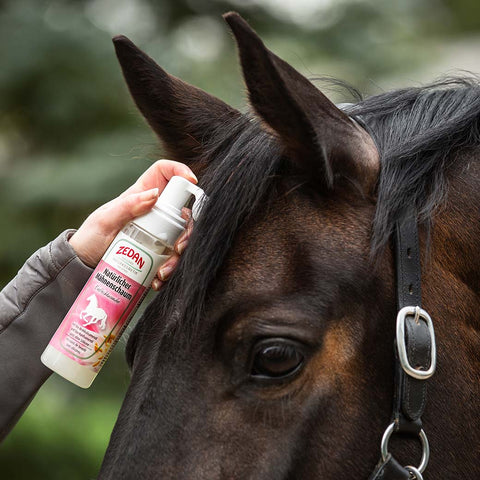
[49,232,167,371]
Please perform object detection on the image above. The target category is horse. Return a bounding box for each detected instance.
[80,294,107,330]
[98,12,480,479]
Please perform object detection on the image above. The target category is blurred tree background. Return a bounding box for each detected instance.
[1,0,480,477]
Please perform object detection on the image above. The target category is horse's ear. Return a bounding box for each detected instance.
[113,35,241,171]
[224,13,379,195]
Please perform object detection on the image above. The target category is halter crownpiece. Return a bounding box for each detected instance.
[370,207,436,480]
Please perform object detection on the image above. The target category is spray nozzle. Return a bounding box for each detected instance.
[156,176,207,221]
[186,183,208,221]
[132,176,207,246]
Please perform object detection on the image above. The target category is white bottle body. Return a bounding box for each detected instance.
[41,223,171,388]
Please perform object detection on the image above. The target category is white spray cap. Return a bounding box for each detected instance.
[132,176,207,246]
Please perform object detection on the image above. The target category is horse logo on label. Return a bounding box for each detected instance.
[80,294,108,330]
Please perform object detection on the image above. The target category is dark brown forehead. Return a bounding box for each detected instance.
[209,187,377,314]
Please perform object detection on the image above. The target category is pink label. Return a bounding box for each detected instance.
[49,233,161,372]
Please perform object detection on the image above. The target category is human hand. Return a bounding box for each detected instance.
[69,160,197,290]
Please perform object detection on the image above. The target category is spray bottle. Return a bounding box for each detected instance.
[41,176,206,388]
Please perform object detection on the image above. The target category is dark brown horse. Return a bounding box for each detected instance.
[99,12,480,479]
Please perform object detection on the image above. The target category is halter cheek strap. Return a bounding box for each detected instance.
[370,209,436,480]
[343,105,437,478]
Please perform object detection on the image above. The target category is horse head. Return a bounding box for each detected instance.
[99,13,480,479]
[86,294,97,305]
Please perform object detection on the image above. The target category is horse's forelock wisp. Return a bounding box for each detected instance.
[142,117,285,342]
[99,13,480,480]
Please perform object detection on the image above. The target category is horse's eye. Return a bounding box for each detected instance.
[251,339,305,379]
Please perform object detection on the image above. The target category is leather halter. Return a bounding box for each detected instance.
[339,106,436,478]
[369,209,436,480]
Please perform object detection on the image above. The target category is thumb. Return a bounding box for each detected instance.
[70,188,160,268]
[98,188,159,232]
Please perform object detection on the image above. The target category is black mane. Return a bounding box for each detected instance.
[139,76,480,341]
[350,76,480,251]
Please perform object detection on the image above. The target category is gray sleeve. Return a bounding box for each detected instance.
[0,230,93,441]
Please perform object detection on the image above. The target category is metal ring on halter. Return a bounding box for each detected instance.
[380,423,430,473]
[405,465,424,479]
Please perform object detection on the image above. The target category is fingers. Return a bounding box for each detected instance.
[122,160,197,198]
[151,277,163,291]
[174,208,193,255]
[151,254,180,291]
[159,254,180,281]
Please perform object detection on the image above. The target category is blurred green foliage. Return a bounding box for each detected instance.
[1,0,478,478]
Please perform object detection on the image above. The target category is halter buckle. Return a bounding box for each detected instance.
[396,306,436,380]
